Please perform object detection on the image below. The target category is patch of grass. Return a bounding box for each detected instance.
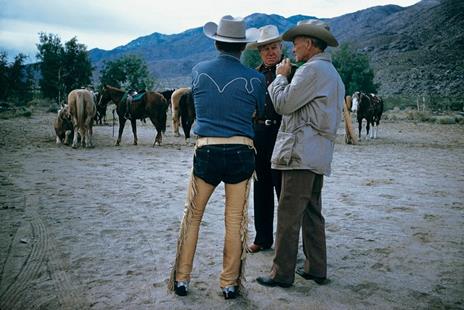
[0,106,32,119]
[432,116,456,124]
[383,95,464,112]
[406,110,432,122]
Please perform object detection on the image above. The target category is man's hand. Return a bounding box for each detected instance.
[276,58,291,77]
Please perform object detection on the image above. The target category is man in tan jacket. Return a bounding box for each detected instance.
[257,19,344,288]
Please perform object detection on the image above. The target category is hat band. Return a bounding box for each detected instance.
[216,32,246,39]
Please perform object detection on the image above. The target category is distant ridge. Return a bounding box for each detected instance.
[89,0,463,97]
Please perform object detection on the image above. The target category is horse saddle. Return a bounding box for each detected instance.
[131,92,145,102]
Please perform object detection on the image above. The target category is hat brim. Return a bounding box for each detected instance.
[282,24,338,47]
[246,36,282,50]
[203,22,259,43]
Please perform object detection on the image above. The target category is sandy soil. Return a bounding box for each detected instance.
[0,109,463,310]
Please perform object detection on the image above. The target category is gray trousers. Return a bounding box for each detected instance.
[270,170,326,284]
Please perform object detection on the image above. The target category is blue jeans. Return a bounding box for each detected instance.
[193,144,255,186]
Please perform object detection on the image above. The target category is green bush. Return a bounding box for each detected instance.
[383,95,464,112]
[405,110,432,122]
[433,116,456,124]
[0,106,32,119]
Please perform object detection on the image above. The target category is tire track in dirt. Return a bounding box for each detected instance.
[0,209,47,309]
[45,225,88,309]
[0,197,87,309]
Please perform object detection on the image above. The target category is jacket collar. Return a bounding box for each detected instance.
[306,51,332,63]
[218,51,241,61]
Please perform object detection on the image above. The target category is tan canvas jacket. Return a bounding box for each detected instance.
[268,52,345,176]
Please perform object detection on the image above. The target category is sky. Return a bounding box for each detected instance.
[0,0,420,63]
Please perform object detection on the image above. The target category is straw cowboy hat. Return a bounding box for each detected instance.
[282,19,338,47]
[247,25,282,49]
[203,15,259,43]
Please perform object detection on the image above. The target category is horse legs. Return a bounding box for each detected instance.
[365,120,371,140]
[358,118,363,141]
[172,105,180,137]
[150,118,163,146]
[373,118,380,139]
[130,119,138,145]
[85,126,94,148]
[84,116,94,148]
[154,130,163,146]
[72,117,80,148]
[181,118,192,144]
[116,116,126,146]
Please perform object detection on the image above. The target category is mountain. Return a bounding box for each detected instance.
[89,0,463,97]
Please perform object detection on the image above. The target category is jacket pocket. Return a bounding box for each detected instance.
[271,131,295,166]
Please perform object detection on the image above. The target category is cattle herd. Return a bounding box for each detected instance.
[54,87,383,148]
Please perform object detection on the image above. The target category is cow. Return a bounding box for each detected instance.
[67,89,97,148]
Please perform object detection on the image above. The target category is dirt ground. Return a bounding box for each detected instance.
[0,109,463,309]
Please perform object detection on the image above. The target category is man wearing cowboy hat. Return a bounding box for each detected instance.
[168,15,266,299]
[246,25,296,254]
[256,19,345,288]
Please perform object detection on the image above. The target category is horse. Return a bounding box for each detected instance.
[159,89,176,105]
[54,104,74,145]
[67,89,96,148]
[94,92,108,125]
[100,85,168,146]
[178,90,196,142]
[170,88,190,136]
[351,92,384,140]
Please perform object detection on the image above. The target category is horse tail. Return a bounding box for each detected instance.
[76,90,85,129]
[171,87,190,135]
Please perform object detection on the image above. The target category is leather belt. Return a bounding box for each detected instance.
[196,136,254,148]
[255,119,279,126]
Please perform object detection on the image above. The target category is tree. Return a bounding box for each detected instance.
[0,51,33,105]
[36,33,64,102]
[332,44,378,96]
[62,37,92,93]
[0,51,9,100]
[241,48,262,69]
[99,55,154,91]
[8,54,33,105]
[36,33,93,103]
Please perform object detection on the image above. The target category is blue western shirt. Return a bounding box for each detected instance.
[192,52,266,139]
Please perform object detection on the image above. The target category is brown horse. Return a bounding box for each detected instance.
[100,85,168,146]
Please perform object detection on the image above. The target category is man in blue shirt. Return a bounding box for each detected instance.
[169,15,265,300]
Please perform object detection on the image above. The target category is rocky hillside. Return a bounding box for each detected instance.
[89,0,463,97]
[330,0,464,97]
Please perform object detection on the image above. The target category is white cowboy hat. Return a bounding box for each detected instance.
[246,25,282,49]
[282,19,338,47]
[203,15,259,43]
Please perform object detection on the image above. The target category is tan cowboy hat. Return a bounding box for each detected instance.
[282,19,338,47]
[203,15,259,43]
[246,25,282,49]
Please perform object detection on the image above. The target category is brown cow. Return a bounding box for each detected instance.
[54,104,74,145]
[67,89,96,148]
